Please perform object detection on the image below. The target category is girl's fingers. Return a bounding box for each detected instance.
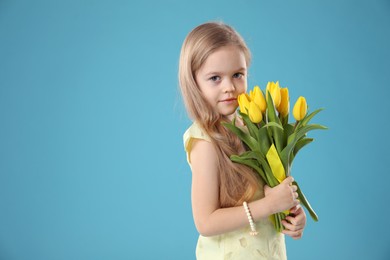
[282,218,299,229]
[293,199,300,207]
[283,205,306,239]
[289,204,301,214]
[284,216,302,227]
[282,228,303,239]
[282,220,303,234]
[291,185,298,192]
[282,176,294,185]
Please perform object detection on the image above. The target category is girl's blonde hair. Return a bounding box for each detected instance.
[179,22,263,207]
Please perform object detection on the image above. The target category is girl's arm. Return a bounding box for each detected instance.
[190,139,299,237]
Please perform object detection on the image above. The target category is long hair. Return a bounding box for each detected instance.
[179,22,263,207]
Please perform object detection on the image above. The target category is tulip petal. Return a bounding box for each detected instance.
[238,94,251,115]
[253,86,267,113]
[248,102,262,123]
[266,81,281,107]
[277,88,289,117]
[293,96,307,121]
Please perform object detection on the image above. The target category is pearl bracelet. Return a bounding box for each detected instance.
[243,201,258,236]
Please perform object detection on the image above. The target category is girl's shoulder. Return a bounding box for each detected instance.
[183,121,211,148]
[183,122,211,163]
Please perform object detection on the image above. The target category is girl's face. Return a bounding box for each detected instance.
[195,45,247,120]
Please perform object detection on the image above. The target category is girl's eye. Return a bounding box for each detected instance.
[209,76,220,82]
[233,73,244,79]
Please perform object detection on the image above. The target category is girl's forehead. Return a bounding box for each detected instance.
[199,46,247,73]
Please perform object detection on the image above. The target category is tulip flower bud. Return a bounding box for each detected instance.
[238,93,251,115]
[266,81,281,108]
[293,96,307,121]
[277,88,290,117]
[248,101,263,123]
[250,86,267,113]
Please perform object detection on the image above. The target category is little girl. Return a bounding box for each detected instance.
[179,22,306,259]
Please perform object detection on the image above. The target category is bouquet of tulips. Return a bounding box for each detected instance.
[224,81,327,232]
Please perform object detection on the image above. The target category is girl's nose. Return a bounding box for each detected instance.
[223,80,236,93]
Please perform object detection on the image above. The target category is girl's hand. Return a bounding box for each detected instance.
[281,205,307,239]
[264,176,299,214]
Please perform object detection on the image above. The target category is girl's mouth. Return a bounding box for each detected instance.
[220,98,237,102]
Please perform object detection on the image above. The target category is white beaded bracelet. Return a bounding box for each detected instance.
[243,201,258,236]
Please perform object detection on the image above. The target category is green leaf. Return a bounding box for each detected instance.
[301,108,324,127]
[289,138,314,165]
[281,124,327,171]
[294,181,319,222]
[258,126,271,156]
[280,113,289,126]
[287,124,327,145]
[253,151,279,187]
[283,124,294,139]
[262,121,283,130]
[233,150,258,160]
[266,92,284,153]
[230,155,267,181]
[239,112,261,146]
[223,122,259,152]
[283,123,294,148]
[235,150,279,187]
[296,108,324,129]
[266,92,281,124]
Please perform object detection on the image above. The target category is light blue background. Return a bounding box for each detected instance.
[1,0,389,259]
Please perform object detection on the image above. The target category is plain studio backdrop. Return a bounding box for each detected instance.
[0,0,389,259]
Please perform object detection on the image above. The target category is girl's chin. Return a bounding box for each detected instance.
[221,110,238,120]
[217,103,238,118]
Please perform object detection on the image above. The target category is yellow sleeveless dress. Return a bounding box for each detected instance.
[183,122,287,260]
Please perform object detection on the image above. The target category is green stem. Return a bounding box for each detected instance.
[293,121,299,131]
[274,214,279,231]
[277,213,284,232]
[271,211,288,232]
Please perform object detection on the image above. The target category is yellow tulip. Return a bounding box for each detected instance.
[266,81,281,107]
[277,88,290,117]
[238,93,251,114]
[248,101,263,123]
[293,96,307,121]
[250,86,266,113]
